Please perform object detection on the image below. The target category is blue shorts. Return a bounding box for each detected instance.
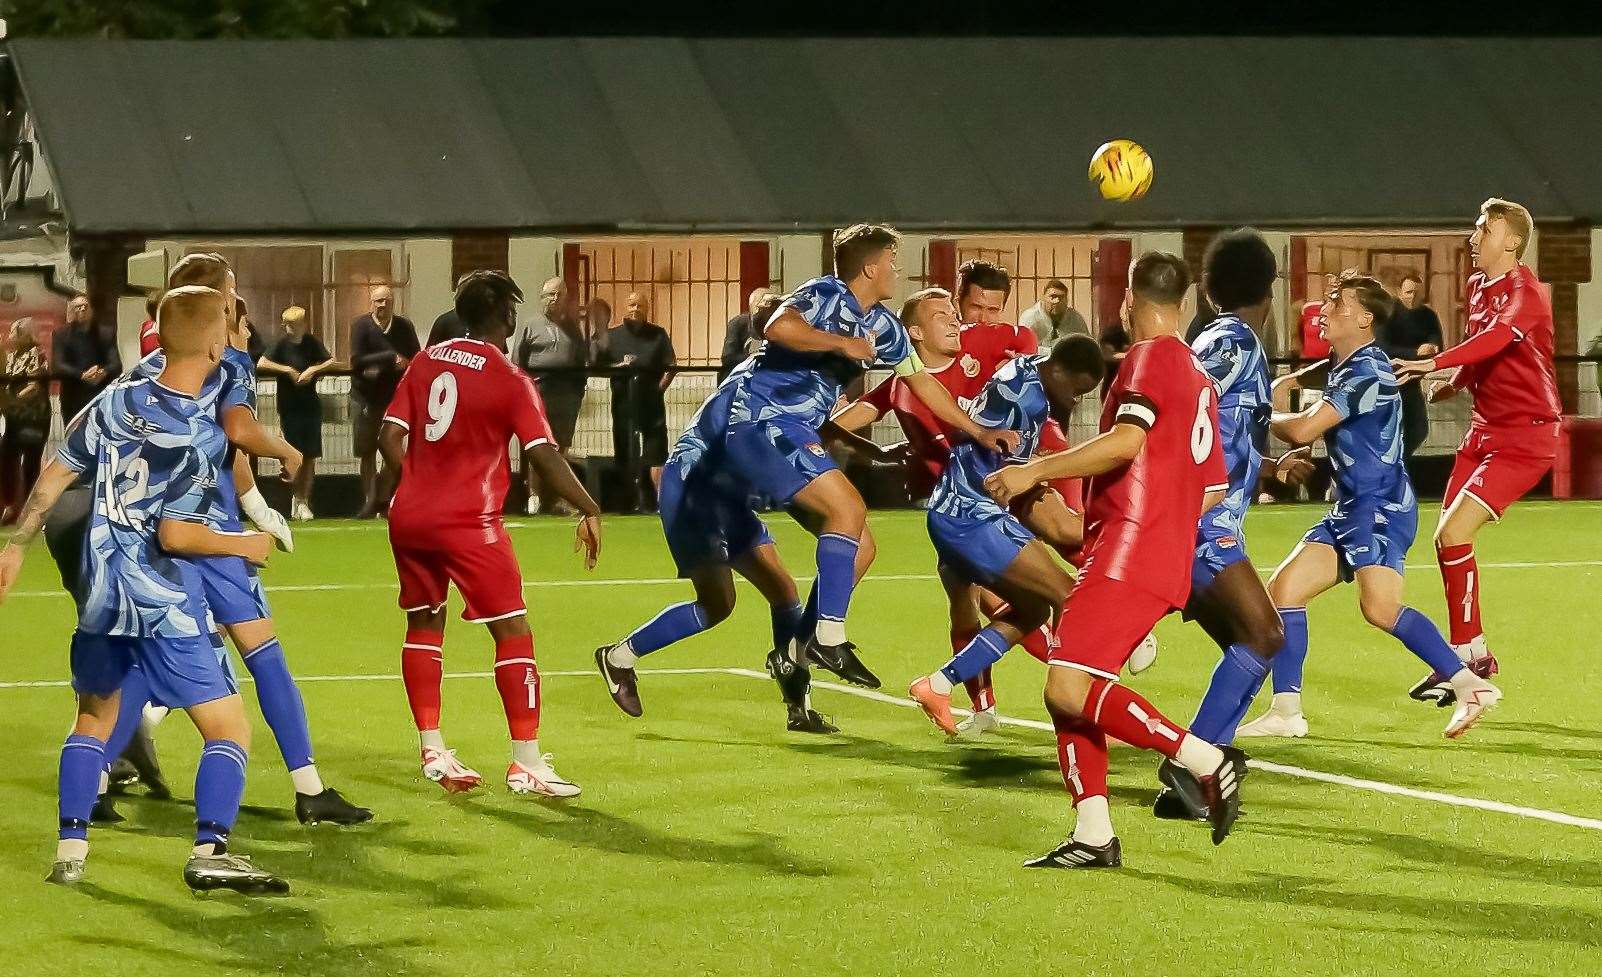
[659,461,774,577]
[197,555,271,626]
[70,630,239,709]
[724,417,839,505]
[1191,512,1252,593]
[1302,501,1418,583]
[928,509,1034,586]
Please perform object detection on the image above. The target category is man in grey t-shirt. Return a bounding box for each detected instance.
[515,276,589,513]
[1019,278,1089,345]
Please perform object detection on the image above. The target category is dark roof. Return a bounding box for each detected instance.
[11,37,1602,235]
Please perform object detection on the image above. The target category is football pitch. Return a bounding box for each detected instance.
[2,501,1600,977]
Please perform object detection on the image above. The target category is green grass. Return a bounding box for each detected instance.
[2,502,1601,977]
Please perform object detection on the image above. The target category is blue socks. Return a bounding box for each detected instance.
[939,626,1011,686]
[625,602,710,657]
[58,734,105,841]
[1269,607,1309,694]
[1389,607,1465,677]
[103,668,152,769]
[813,533,859,645]
[1189,643,1272,744]
[243,639,314,773]
[772,601,804,654]
[195,739,248,850]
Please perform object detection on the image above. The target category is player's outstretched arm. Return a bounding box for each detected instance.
[157,519,272,567]
[984,423,1146,505]
[525,443,603,570]
[222,405,302,480]
[0,460,80,603]
[764,309,874,362]
[902,369,1021,455]
[1270,402,1341,448]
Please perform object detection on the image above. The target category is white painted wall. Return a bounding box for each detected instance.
[774,234,825,291]
[507,236,563,294]
[1576,229,1602,349]
[405,238,454,328]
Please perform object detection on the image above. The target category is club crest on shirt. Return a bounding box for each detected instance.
[1218,536,1239,550]
[960,354,980,378]
[806,442,826,456]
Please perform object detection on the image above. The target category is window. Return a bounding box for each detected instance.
[572,238,747,366]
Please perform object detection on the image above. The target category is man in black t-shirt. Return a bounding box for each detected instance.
[259,306,336,520]
[1377,270,1445,460]
[592,291,676,510]
[349,285,419,517]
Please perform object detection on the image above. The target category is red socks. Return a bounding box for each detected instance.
[1053,716,1108,805]
[1085,676,1186,760]
[1437,542,1482,646]
[401,628,443,732]
[1019,625,1052,663]
[493,634,541,741]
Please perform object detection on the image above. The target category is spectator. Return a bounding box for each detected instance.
[1,318,51,523]
[593,290,676,511]
[236,297,266,362]
[259,306,335,521]
[51,291,121,424]
[350,284,420,517]
[427,276,469,347]
[1377,269,1444,459]
[515,276,589,514]
[719,287,773,380]
[1020,279,1089,344]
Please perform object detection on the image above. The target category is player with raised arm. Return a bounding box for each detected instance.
[1153,230,1316,819]
[380,270,602,798]
[723,225,1020,690]
[1392,198,1561,702]
[1240,271,1503,740]
[0,287,288,893]
[903,334,1105,737]
[594,296,843,734]
[984,252,1247,868]
[110,253,370,826]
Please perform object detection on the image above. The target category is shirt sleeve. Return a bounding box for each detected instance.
[970,367,1027,430]
[1110,342,1161,430]
[870,310,916,371]
[55,406,97,472]
[382,361,420,431]
[1010,326,1039,357]
[139,322,161,357]
[219,353,257,415]
[774,279,838,333]
[510,368,555,449]
[1194,330,1246,392]
[859,376,895,416]
[311,336,333,362]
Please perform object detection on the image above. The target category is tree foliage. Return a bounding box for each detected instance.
[0,0,482,39]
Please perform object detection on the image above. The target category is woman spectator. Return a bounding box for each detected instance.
[258,306,335,520]
[1,319,52,524]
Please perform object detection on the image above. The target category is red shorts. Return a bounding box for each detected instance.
[392,531,526,623]
[1047,571,1172,679]
[1444,423,1559,519]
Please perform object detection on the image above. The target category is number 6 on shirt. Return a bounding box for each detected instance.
[1190,386,1215,464]
[425,372,458,442]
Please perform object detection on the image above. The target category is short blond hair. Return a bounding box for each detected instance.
[281,305,307,325]
[900,287,952,330]
[1481,197,1534,260]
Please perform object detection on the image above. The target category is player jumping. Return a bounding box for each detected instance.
[0,288,289,892]
[379,270,602,798]
[722,225,1019,689]
[986,252,1249,867]
[1241,271,1503,740]
[1392,198,1562,703]
[903,332,1105,736]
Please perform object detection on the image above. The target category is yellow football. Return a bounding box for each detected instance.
[1088,139,1154,202]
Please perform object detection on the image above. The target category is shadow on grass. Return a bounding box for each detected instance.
[464,796,834,878]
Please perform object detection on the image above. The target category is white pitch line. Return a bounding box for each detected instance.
[4,559,1596,601]
[4,662,1599,831]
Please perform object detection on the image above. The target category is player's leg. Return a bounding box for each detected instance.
[1432,444,1495,669]
[790,506,881,688]
[181,692,286,894]
[392,539,478,792]
[790,470,870,648]
[1354,566,1501,738]
[1235,540,1339,736]
[910,535,1069,736]
[1187,559,1286,745]
[49,633,130,885]
[598,563,734,717]
[941,567,989,723]
[732,543,838,733]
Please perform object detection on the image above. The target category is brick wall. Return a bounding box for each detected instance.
[451,231,510,284]
[1181,227,1216,283]
[1537,222,1592,411]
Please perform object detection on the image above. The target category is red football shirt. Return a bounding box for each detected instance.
[859,355,980,500]
[959,321,1038,381]
[1036,419,1084,515]
[1081,335,1228,608]
[139,319,160,357]
[384,338,553,545]
[1436,265,1562,428]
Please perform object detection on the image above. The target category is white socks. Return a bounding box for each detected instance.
[419,729,447,752]
[289,765,325,796]
[56,838,88,862]
[608,641,639,669]
[512,739,543,770]
[1448,669,1485,696]
[1071,795,1115,847]
[928,672,954,695]
[1270,691,1303,717]
[1176,734,1225,779]
[814,619,847,646]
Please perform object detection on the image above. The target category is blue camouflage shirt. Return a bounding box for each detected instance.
[928,355,1049,521]
[1192,314,1271,540]
[1322,343,1415,513]
[131,344,256,530]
